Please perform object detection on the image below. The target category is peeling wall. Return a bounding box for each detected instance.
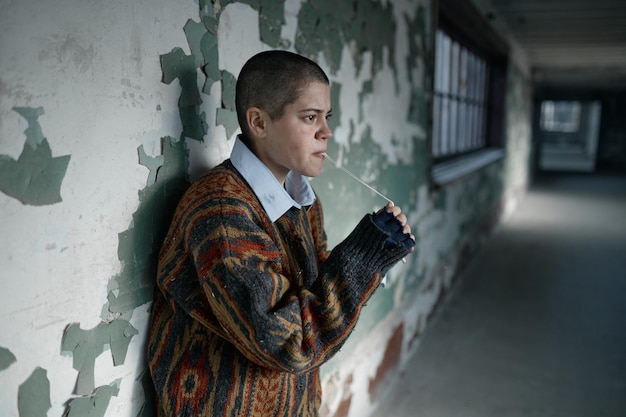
[0,1,532,416]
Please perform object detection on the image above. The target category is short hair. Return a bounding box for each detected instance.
[235,50,329,140]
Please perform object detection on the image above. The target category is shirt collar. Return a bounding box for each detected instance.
[230,135,316,222]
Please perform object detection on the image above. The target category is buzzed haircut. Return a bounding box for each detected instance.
[235,50,329,140]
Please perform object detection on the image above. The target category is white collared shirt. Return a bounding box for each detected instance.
[230,136,316,223]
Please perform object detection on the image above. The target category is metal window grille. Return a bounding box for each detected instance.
[433,29,489,159]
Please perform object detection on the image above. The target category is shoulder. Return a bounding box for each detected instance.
[177,160,267,225]
[192,160,247,194]
[179,161,252,206]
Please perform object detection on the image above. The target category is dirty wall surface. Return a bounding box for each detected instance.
[0,1,531,416]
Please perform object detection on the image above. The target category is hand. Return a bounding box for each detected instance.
[372,202,415,251]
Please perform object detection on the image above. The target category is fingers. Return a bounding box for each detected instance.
[385,202,402,217]
[374,203,417,252]
[380,203,414,230]
[403,223,414,246]
[382,203,414,242]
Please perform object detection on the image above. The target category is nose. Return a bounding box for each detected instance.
[317,120,332,141]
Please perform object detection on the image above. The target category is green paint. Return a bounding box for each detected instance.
[138,145,164,186]
[453,163,504,237]
[0,346,17,371]
[358,80,373,122]
[340,128,417,210]
[433,188,446,210]
[408,88,428,128]
[295,1,343,73]
[15,107,45,147]
[216,108,239,140]
[315,131,392,246]
[230,0,286,47]
[220,0,245,8]
[106,137,189,314]
[181,106,208,141]
[203,14,219,35]
[18,367,51,417]
[161,48,200,104]
[61,321,137,395]
[406,5,432,130]
[0,107,70,205]
[64,380,120,417]
[199,0,216,21]
[329,82,342,134]
[404,269,426,296]
[184,19,208,68]
[295,0,396,77]
[257,0,287,47]
[221,70,237,110]
[405,5,431,89]
[201,32,220,91]
[161,48,206,141]
[183,4,221,92]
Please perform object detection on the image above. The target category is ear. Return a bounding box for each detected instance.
[246,107,268,140]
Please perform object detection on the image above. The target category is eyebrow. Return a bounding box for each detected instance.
[299,108,333,114]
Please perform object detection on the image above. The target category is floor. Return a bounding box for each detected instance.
[374,172,626,417]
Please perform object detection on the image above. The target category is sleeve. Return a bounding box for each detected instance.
[186,197,409,374]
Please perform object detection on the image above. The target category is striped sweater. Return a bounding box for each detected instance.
[147,160,409,417]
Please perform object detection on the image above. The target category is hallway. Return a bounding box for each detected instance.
[375,172,626,417]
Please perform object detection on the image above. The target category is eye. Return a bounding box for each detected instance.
[326,113,333,120]
[304,114,316,122]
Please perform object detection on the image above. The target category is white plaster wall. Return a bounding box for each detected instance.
[0,0,197,415]
[0,1,532,417]
[0,1,428,415]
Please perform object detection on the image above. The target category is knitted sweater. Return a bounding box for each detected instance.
[147,160,409,417]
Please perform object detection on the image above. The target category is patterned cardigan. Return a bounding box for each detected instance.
[147,160,409,417]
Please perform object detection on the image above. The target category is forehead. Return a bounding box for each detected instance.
[291,81,331,109]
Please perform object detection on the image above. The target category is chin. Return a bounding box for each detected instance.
[300,168,322,178]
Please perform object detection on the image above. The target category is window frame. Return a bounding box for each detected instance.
[431,0,509,186]
[432,28,489,160]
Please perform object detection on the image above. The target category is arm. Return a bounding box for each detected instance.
[186,199,409,374]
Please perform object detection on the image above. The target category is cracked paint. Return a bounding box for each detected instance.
[138,145,164,187]
[0,1,534,416]
[295,0,396,77]
[17,367,51,417]
[0,347,17,372]
[64,380,121,417]
[61,321,138,395]
[105,136,189,316]
[0,107,71,206]
[161,48,207,141]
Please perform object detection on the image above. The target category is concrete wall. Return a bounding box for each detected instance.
[0,1,532,416]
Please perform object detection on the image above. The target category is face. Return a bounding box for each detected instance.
[255,81,332,185]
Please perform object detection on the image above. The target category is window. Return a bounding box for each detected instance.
[540,101,581,133]
[431,0,509,186]
[432,29,488,159]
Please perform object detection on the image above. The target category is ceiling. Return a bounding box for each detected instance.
[484,0,626,89]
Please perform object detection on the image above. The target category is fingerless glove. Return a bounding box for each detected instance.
[371,210,415,251]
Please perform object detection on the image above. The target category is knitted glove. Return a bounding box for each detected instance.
[372,209,416,251]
